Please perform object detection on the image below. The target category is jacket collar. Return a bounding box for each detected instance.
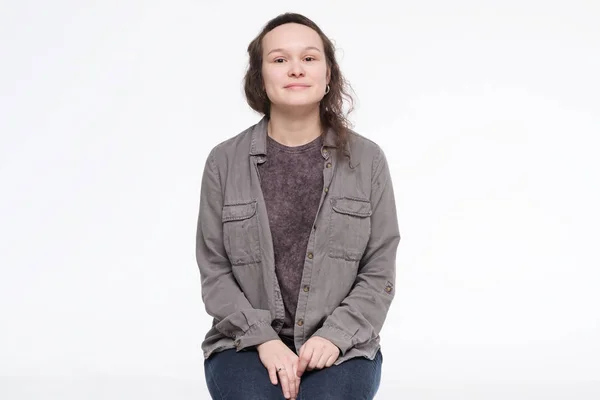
[249,115,354,165]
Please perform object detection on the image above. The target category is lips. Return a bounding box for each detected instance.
[284,84,310,88]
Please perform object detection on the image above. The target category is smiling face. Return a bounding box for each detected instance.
[261,23,330,112]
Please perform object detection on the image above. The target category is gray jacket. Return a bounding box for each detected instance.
[196,116,400,365]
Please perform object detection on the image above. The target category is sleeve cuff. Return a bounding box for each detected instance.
[233,321,280,351]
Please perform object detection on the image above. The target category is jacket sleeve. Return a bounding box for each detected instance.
[312,146,400,355]
[196,149,280,350]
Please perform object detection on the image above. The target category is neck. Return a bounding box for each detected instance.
[267,105,322,147]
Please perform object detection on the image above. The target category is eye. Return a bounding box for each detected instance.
[274,58,285,63]
[305,56,316,62]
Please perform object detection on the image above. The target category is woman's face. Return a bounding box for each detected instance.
[261,23,330,111]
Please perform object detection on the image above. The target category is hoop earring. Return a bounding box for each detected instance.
[325,84,330,95]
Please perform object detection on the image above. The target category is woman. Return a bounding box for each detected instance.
[196,12,400,400]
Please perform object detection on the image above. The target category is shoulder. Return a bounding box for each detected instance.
[346,128,387,171]
[205,122,256,168]
[210,125,254,156]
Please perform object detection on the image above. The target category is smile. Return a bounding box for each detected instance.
[285,85,310,90]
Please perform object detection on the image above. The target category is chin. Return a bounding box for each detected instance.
[277,97,321,108]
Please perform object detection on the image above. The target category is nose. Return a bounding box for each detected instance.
[287,60,305,78]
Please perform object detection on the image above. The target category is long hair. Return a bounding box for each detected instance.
[243,12,355,152]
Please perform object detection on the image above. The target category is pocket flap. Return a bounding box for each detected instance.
[222,201,257,222]
[331,197,372,217]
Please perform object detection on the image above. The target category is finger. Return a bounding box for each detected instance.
[285,363,297,399]
[307,349,321,371]
[293,362,301,395]
[294,363,301,399]
[316,351,329,370]
[325,353,337,368]
[268,366,278,385]
[296,346,313,377]
[282,361,295,399]
[278,370,291,399]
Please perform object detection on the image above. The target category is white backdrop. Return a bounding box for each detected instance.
[1,1,599,399]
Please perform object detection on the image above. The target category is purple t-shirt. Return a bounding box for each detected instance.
[258,134,324,340]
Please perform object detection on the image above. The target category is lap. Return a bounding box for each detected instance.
[204,348,285,400]
[204,347,383,400]
[298,350,382,400]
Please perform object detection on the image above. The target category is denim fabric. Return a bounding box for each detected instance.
[204,343,383,400]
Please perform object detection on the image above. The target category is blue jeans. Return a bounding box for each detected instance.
[204,345,383,399]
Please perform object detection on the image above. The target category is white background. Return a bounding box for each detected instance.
[1,1,599,399]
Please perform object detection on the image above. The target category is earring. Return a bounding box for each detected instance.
[325,84,330,95]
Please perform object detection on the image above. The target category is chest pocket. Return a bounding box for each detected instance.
[328,197,372,261]
[222,201,262,266]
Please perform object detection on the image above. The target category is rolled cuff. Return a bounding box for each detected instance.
[232,321,280,351]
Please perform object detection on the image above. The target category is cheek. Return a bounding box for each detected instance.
[263,74,287,97]
[266,72,285,87]
[317,68,329,82]
[262,66,279,81]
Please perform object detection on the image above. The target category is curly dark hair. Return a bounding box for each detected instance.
[243,12,355,152]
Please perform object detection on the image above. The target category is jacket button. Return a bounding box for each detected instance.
[307,252,313,259]
[385,286,392,293]
[326,162,332,168]
[234,339,241,346]
[324,187,329,193]
[297,319,304,326]
[303,285,310,292]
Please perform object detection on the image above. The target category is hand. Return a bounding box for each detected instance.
[256,339,301,400]
[296,336,340,377]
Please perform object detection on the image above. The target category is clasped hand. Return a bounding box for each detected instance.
[257,336,340,400]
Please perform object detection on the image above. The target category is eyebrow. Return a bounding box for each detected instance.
[266,46,322,56]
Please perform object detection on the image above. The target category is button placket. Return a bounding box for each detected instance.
[322,149,334,197]
[294,146,334,342]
